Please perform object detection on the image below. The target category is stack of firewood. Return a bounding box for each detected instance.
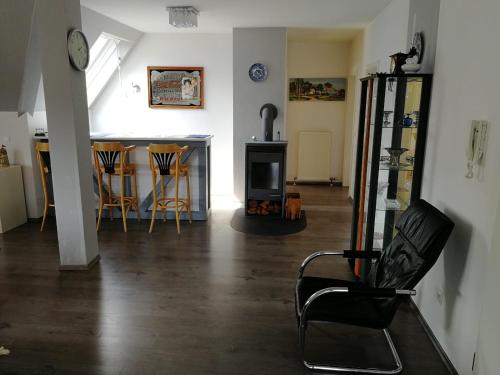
[247,200,281,215]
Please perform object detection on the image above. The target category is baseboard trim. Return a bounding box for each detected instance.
[409,299,458,375]
[286,180,342,186]
[59,254,100,271]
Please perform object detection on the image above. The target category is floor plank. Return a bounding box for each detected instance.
[0,187,452,374]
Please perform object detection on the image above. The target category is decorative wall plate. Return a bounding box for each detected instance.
[249,63,268,82]
[411,32,424,64]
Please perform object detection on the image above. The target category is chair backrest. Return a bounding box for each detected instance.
[367,199,455,290]
[36,142,51,173]
[92,142,125,175]
[147,144,188,176]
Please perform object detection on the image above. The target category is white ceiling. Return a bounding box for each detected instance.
[80,0,392,33]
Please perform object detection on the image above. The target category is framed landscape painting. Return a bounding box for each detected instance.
[289,78,346,101]
[147,66,204,109]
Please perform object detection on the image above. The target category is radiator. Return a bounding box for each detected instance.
[297,131,331,182]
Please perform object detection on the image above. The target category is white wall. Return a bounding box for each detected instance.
[474,193,500,375]
[286,40,350,182]
[406,0,440,73]
[90,33,233,196]
[363,0,410,73]
[348,0,410,198]
[415,0,500,374]
[233,28,287,201]
[0,112,42,218]
[344,32,364,189]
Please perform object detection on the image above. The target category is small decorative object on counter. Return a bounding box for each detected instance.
[0,145,10,168]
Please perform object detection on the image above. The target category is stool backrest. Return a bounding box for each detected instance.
[92,142,126,175]
[35,142,51,173]
[147,144,188,176]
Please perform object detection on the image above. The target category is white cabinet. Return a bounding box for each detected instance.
[0,166,27,233]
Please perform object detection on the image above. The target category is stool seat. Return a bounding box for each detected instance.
[153,164,189,176]
[99,163,137,175]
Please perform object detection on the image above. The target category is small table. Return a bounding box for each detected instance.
[0,166,27,233]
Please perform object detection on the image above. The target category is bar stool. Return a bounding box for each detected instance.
[35,142,55,231]
[92,142,140,232]
[147,144,192,234]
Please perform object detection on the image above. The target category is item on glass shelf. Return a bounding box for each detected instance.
[384,198,401,210]
[385,147,408,168]
[383,111,393,126]
[377,182,389,195]
[401,114,414,127]
[412,111,420,126]
[0,145,10,168]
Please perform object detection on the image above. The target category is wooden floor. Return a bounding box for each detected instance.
[0,187,452,375]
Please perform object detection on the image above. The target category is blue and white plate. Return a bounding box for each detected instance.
[249,63,268,82]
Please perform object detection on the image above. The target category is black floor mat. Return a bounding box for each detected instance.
[230,208,306,235]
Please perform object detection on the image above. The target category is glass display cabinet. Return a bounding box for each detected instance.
[350,73,433,278]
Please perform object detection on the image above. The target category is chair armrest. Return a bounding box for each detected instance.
[299,287,416,323]
[297,250,381,279]
[342,250,381,259]
[297,251,343,279]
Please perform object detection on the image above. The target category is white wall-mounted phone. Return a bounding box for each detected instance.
[466,120,488,178]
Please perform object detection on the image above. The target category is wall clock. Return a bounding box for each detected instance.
[67,29,90,71]
[249,63,268,82]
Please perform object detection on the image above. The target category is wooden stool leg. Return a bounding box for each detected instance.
[40,201,48,232]
[149,173,157,234]
[40,174,49,232]
[133,173,140,222]
[160,175,166,222]
[175,173,180,235]
[120,174,127,232]
[186,173,192,223]
[96,173,104,231]
[108,174,114,221]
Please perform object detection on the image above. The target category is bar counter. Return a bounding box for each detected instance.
[34,133,212,221]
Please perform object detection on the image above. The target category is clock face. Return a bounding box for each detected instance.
[67,29,89,71]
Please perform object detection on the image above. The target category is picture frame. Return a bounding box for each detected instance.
[147,66,204,109]
[289,78,346,101]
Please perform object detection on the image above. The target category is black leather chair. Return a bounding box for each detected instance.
[295,199,454,374]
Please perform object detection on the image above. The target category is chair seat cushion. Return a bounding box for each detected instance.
[296,276,398,329]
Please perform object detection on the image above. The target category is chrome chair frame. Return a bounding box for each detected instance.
[295,251,415,375]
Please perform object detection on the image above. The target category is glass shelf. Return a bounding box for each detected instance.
[371,123,418,129]
[376,197,409,212]
[379,162,414,171]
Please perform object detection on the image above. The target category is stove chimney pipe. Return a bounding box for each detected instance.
[260,103,278,141]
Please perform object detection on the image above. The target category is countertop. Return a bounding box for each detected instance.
[33,133,213,142]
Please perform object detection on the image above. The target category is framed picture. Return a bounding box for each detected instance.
[289,78,346,101]
[147,66,204,109]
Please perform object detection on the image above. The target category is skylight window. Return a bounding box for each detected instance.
[86,34,121,106]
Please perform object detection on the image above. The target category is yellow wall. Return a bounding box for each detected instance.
[286,40,350,182]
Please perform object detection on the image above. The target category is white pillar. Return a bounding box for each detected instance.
[37,0,99,269]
